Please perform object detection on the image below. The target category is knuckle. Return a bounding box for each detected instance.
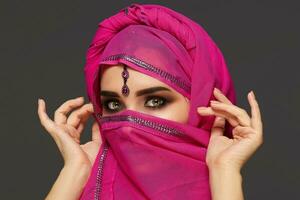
[61,100,75,110]
[73,108,82,117]
[66,99,75,104]
[241,109,248,116]
[236,111,243,118]
[65,103,73,110]
[82,103,93,112]
[236,109,247,119]
[83,103,90,108]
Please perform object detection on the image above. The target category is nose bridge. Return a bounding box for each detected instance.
[123,96,139,112]
[125,105,138,112]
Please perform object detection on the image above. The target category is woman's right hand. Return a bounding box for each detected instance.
[37,96,102,171]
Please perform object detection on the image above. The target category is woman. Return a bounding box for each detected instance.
[37,3,263,200]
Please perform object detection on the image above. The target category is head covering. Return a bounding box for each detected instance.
[80,3,236,200]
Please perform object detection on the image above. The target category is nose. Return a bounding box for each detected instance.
[123,104,139,113]
[121,101,149,116]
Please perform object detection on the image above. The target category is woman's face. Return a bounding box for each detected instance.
[100,65,190,124]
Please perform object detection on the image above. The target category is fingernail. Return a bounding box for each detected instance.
[214,87,220,93]
[210,100,220,104]
[250,90,256,99]
[251,90,255,99]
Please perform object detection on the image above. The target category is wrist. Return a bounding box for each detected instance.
[208,159,242,174]
[209,163,242,182]
[208,165,244,200]
[62,162,92,184]
[209,165,242,181]
[45,162,92,200]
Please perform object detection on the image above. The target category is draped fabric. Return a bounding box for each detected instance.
[79,3,236,200]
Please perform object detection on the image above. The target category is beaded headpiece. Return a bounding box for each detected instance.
[121,65,130,96]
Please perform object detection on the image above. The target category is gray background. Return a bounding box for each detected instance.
[1,0,299,199]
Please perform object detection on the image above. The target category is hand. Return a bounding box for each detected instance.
[37,97,102,170]
[197,88,263,172]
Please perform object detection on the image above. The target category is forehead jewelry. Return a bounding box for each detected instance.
[121,65,130,96]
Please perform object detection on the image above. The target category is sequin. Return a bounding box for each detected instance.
[124,7,129,15]
[94,54,190,198]
[99,114,185,137]
[94,143,109,200]
[94,114,186,199]
[101,53,191,94]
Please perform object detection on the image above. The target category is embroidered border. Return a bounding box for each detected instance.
[100,53,191,94]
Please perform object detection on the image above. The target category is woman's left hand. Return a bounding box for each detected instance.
[197,88,263,172]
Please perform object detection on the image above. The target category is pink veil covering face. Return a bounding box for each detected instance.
[80,3,236,200]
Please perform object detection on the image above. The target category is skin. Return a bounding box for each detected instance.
[37,64,263,200]
[100,65,190,122]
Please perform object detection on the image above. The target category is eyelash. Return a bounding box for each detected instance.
[102,96,171,113]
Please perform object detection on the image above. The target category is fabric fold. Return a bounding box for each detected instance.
[80,3,236,200]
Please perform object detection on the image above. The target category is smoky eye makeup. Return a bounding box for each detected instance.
[101,98,123,113]
[143,95,172,109]
[101,94,175,113]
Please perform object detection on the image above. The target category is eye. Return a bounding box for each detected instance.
[102,98,122,113]
[144,96,169,109]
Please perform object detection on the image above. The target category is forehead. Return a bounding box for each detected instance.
[100,64,176,92]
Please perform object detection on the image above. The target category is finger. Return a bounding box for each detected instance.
[210,101,251,127]
[65,125,81,142]
[213,87,233,105]
[54,97,84,124]
[37,99,58,141]
[197,107,239,127]
[77,123,85,138]
[248,91,263,131]
[232,125,255,138]
[211,116,226,137]
[91,121,101,142]
[67,103,94,128]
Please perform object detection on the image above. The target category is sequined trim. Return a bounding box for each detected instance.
[94,143,109,200]
[100,53,191,94]
[124,7,129,15]
[99,114,184,137]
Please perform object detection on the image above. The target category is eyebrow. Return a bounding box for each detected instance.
[100,86,172,97]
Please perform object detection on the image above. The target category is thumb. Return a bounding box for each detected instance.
[211,116,225,137]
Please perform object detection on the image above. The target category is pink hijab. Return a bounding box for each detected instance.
[80,3,236,200]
